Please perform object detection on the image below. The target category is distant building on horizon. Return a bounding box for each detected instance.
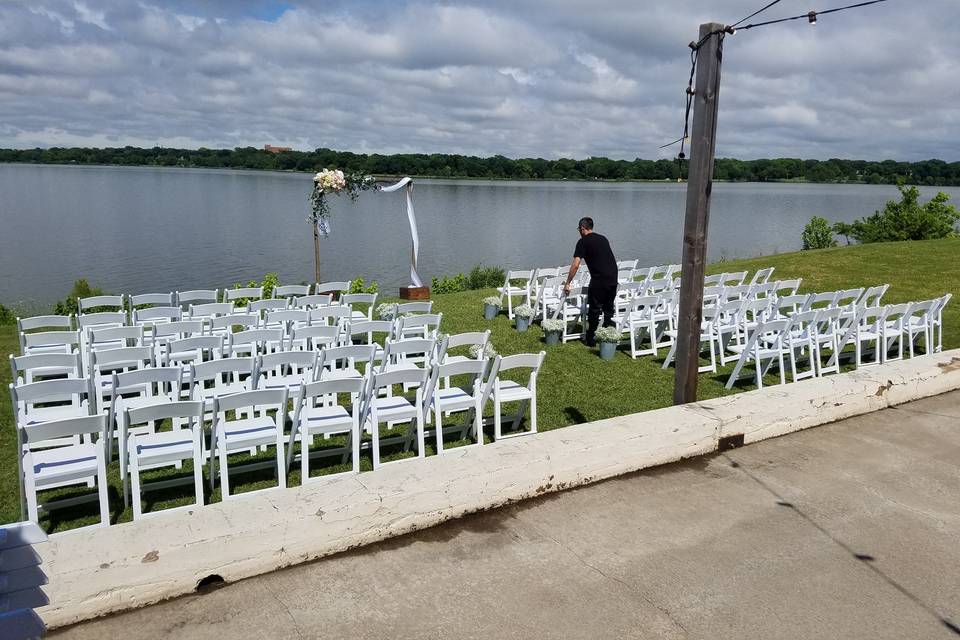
[264,144,292,153]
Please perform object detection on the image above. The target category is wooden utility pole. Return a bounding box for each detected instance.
[673,22,725,405]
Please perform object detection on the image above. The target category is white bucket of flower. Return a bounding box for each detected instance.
[595,326,621,360]
[541,318,564,345]
[482,296,501,320]
[513,304,534,332]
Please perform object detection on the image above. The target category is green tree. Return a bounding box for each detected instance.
[801,216,837,250]
[841,185,960,244]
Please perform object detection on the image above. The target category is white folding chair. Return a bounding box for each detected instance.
[904,299,937,358]
[620,295,661,358]
[293,293,333,310]
[249,298,288,314]
[311,305,352,328]
[274,284,311,300]
[10,352,82,385]
[288,324,342,352]
[153,319,206,351]
[661,305,719,373]
[257,351,317,392]
[10,378,93,450]
[188,302,233,323]
[881,303,911,362]
[425,359,488,453]
[380,338,439,375]
[485,352,545,440]
[396,312,442,340]
[857,284,889,309]
[263,309,310,334]
[748,267,775,286]
[17,315,73,354]
[342,293,379,323]
[725,318,790,390]
[87,325,144,353]
[209,313,259,338]
[121,401,205,519]
[363,368,429,468]
[440,331,491,366]
[109,366,183,454]
[498,270,534,319]
[931,293,952,353]
[224,286,264,310]
[315,281,351,299]
[19,413,110,529]
[773,279,802,297]
[130,292,175,308]
[210,389,288,498]
[21,330,81,359]
[316,344,377,381]
[177,289,219,311]
[163,335,225,380]
[88,345,154,413]
[78,295,125,314]
[227,328,284,357]
[189,357,257,414]
[288,378,364,480]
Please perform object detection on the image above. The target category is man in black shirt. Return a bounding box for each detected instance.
[564,217,618,347]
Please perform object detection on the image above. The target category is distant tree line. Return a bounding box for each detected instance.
[1,146,959,185]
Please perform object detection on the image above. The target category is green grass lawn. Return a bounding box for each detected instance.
[2,237,958,531]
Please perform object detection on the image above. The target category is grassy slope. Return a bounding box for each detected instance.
[2,237,958,529]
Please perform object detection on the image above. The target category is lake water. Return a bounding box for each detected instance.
[2,163,958,307]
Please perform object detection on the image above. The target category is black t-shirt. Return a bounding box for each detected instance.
[574,232,618,285]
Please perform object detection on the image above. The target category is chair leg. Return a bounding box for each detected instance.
[493,393,502,440]
[192,437,204,509]
[275,433,286,490]
[96,449,110,527]
[219,443,231,499]
[131,451,143,519]
[434,405,444,454]
[371,414,381,469]
[301,428,311,481]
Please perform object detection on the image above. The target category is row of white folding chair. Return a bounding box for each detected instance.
[13,347,545,525]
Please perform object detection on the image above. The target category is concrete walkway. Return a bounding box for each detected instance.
[53,392,960,640]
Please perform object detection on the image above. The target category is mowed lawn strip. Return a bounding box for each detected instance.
[1,237,958,530]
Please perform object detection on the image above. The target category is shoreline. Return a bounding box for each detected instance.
[0,161,950,187]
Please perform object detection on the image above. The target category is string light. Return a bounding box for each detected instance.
[737,0,891,31]
[660,0,894,151]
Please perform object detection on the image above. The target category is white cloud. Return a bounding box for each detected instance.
[0,0,957,161]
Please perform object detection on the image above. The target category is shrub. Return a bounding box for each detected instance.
[349,278,378,294]
[432,273,468,294]
[466,264,505,290]
[53,279,106,315]
[0,303,14,324]
[801,216,837,250]
[836,185,960,244]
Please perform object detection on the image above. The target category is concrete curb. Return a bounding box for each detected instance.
[37,350,960,629]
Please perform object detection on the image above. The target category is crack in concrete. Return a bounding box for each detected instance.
[269,590,304,640]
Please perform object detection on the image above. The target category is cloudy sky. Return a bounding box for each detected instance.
[1,0,957,160]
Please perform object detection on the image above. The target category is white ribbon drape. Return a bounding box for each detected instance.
[380,177,423,287]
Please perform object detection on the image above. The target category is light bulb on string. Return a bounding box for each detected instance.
[807,11,818,24]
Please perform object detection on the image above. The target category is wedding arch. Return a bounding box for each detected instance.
[308,170,425,294]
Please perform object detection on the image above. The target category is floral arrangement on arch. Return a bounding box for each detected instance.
[309,168,377,236]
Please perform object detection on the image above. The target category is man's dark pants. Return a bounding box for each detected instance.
[586,282,617,341]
